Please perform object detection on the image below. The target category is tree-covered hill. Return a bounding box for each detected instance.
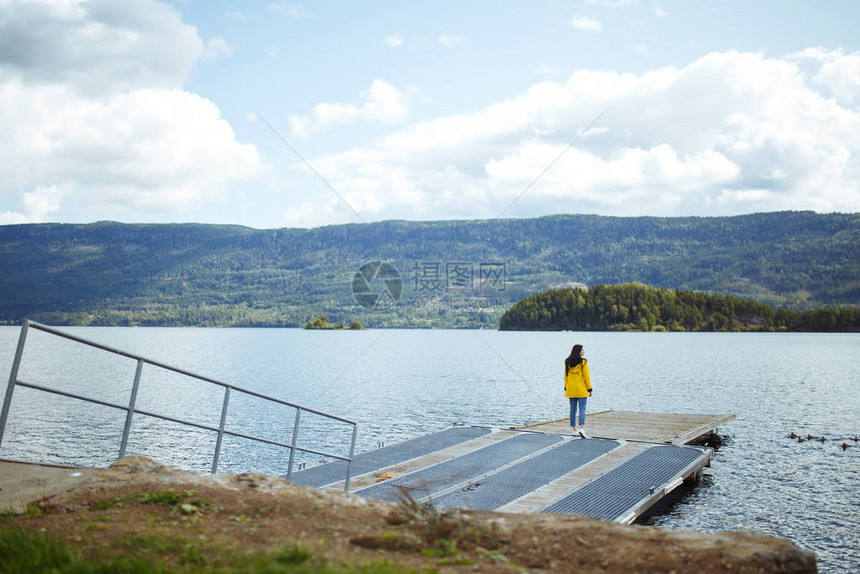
[0,211,857,327]
[499,283,860,332]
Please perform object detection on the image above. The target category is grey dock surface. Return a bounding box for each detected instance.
[289,426,491,488]
[289,410,734,524]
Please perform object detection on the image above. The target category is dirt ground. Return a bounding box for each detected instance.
[2,456,817,573]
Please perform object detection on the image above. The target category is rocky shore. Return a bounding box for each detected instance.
[3,455,817,573]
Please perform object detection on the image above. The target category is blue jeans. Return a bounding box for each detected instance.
[569,397,588,427]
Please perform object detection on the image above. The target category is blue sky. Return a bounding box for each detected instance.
[1,0,858,228]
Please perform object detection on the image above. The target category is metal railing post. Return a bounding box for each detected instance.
[344,423,358,492]
[211,387,231,474]
[286,407,301,481]
[2,321,359,478]
[118,359,144,459]
[0,320,29,448]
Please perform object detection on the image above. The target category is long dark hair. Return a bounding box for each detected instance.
[565,344,584,375]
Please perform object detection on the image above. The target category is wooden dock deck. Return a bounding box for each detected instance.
[519,409,736,445]
[294,410,735,524]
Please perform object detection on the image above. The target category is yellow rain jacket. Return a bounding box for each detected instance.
[564,360,591,398]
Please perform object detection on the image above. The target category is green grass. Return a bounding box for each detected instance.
[0,527,417,574]
[272,541,314,564]
[0,502,43,519]
[0,527,159,573]
[132,491,187,507]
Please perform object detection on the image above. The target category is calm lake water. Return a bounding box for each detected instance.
[0,327,857,572]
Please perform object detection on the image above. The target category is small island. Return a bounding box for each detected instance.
[304,316,365,330]
[500,283,860,332]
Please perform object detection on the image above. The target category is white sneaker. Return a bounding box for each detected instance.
[579,428,589,439]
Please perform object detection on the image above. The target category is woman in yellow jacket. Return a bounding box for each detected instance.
[564,344,592,438]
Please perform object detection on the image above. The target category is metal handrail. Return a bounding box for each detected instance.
[0,320,358,490]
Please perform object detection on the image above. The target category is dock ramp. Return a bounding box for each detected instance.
[289,426,490,488]
[290,410,732,524]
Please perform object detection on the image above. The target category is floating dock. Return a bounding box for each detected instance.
[0,324,734,523]
[290,410,735,524]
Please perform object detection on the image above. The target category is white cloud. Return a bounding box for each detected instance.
[569,16,602,31]
[384,33,404,48]
[286,4,305,19]
[536,64,562,75]
[485,143,740,213]
[0,0,262,220]
[0,0,203,96]
[289,79,411,138]
[634,44,649,56]
[288,50,860,220]
[438,33,463,47]
[0,83,261,212]
[281,199,347,228]
[0,185,67,224]
[791,47,860,106]
[202,36,233,61]
[268,3,305,19]
[654,6,668,18]
[222,10,255,22]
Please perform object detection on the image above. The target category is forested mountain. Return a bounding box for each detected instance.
[500,283,860,332]
[0,211,857,328]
